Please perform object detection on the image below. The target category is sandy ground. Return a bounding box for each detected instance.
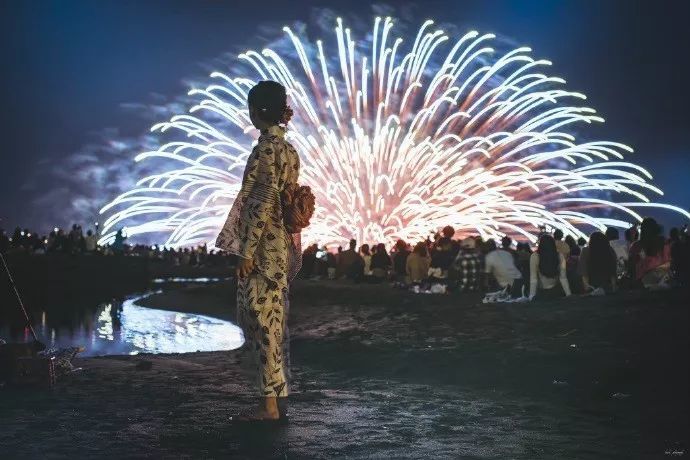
[1,280,688,459]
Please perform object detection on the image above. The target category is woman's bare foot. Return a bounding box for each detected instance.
[233,397,280,421]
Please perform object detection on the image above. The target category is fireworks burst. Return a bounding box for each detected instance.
[99,16,689,247]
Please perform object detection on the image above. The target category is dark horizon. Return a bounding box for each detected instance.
[1,0,689,237]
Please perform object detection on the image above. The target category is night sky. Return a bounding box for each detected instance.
[1,0,689,234]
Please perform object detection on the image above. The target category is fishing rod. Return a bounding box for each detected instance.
[0,251,41,344]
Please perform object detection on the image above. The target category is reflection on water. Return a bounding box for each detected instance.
[152,277,230,284]
[2,291,244,357]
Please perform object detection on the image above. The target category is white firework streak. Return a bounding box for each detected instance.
[98,16,690,248]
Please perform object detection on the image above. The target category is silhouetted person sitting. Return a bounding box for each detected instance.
[441,225,460,258]
[579,231,617,293]
[325,249,337,279]
[605,227,628,277]
[313,247,329,279]
[300,244,318,278]
[629,217,671,287]
[84,230,97,253]
[452,238,481,292]
[625,225,639,247]
[529,234,572,301]
[360,244,372,277]
[515,242,532,281]
[553,228,570,259]
[391,239,410,281]
[484,238,523,297]
[370,243,391,281]
[339,239,363,280]
[406,242,431,284]
[430,235,455,279]
[500,236,517,259]
[112,229,127,254]
[564,234,580,257]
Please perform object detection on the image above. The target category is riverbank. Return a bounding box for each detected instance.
[0,253,233,329]
[1,281,688,458]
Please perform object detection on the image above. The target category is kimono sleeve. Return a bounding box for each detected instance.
[234,142,280,259]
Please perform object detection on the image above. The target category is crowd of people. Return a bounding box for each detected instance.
[299,217,690,300]
[0,225,98,255]
[0,225,234,268]
[3,217,689,299]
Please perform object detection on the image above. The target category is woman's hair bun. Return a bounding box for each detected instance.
[280,105,294,125]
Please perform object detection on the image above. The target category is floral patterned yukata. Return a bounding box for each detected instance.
[216,125,301,398]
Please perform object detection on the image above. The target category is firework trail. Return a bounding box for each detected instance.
[99,16,689,247]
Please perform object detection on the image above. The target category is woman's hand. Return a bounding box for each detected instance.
[236,257,255,279]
